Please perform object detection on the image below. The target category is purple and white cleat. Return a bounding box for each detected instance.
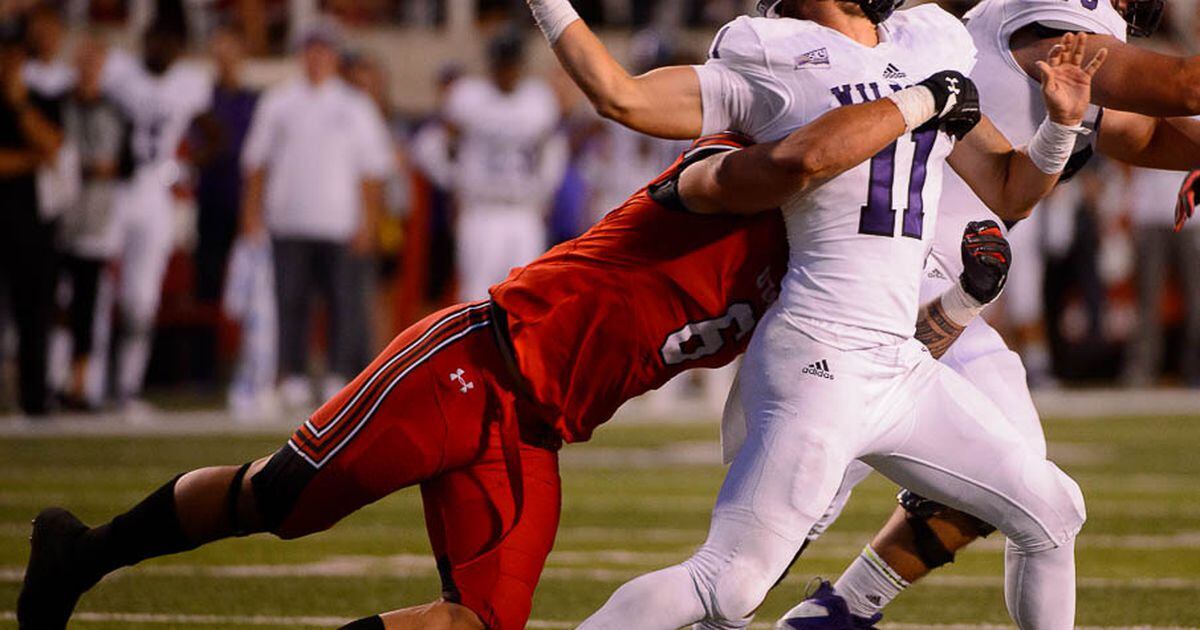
[775,580,882,630]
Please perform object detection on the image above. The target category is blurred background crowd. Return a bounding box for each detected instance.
[0,0,1197,420]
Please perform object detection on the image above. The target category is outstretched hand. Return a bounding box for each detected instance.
[1036,32,1108,126]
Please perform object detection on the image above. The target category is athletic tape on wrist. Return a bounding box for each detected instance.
[529,0,581,44]
[885,86,936,134]
[940,281,987,328]
[1024,117,1088,175]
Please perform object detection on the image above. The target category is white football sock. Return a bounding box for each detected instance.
[834,546,910,618]
[1005,538,1076,630]
[577,564,706,630]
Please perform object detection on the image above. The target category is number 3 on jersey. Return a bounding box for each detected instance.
[859,128,937,239]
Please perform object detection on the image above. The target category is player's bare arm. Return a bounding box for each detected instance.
[915,222,1012,359]
[526,0,703,139]
[949,33,1107,222]
[1095,109,1200,170]
[680,72,984,214]
[1010,23,1200,116]
[679,99,905,214]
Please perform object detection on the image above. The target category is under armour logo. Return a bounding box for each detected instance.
[946,76,961,96]
[450,369,474,394]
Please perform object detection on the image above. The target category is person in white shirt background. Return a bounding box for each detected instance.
[441,29,568,302]
[239,21,393,409]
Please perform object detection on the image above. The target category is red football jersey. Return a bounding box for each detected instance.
[490,134,788,443]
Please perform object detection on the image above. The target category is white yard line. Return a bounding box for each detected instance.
[0,612,1194,629]
[4,552,1200,589]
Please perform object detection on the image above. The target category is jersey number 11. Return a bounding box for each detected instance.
[858,129,937,239]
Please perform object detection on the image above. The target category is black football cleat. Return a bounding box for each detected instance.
[18,508,102,630]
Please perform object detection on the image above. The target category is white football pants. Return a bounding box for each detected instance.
[579,307,1084,630]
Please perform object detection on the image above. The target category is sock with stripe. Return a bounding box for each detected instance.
[833,546,910,618]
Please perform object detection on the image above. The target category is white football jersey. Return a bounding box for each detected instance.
[927,0,1127,299]
[695,6,976,341]
[443,76,564,210]
[102,51,212,181]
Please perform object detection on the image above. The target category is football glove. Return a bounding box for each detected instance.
[917,71,981,140]
[1175,169,1200,233]
[960,220,1011,305]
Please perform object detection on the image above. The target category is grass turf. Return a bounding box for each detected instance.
[1,414,1199,628]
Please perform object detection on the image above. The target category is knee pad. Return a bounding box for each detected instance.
[250,447,318,538]
[227,462,253,536]
[898,489,996,570]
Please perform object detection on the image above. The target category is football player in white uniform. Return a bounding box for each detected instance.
[441,31,567,302]
[81,20,212,409]
[526,0,1120,627]
[773,0,1200,624]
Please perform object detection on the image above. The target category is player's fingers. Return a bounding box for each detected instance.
[1072,32,1087,66]
[1035,60,1053,82]
[1084,48,1109,76]
[1046,44,1064,67]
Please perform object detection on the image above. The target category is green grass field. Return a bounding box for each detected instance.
[2,413,1199,629]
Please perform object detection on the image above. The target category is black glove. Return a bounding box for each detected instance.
[959,220,1010,304]
[1176,169,1200,232]
[917,71,981,140]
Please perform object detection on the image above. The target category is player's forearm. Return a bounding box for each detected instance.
[1089,48,1200,116]
[681,99,907,214]
[1098,113,1200,170]
[914,298,967,360]
[531,4,702,139]
[994,151,1059,222]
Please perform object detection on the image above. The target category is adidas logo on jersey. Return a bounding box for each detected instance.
[882,63,906,79]
[927,268,948,280]
[795,47,831,70]
[803,359,834,380]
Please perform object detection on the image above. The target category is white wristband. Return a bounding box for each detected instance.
[939,281,988,328]
[884,86,936,134]
[528,0,581,44]
[1024,117,1088,175]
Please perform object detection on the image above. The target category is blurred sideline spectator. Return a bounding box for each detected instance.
[1123,166,1200,387]
[240,21,392,408]
[342,50,408,349]
[53,43,127,409]
[0,16,63,417]
[1040,168,1109,379]
[440,29,567,302]
[187,24,258,383]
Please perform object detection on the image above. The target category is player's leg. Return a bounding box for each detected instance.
[863,359,1084,630]
[18,303,500,629]
[800,320,1045,622]
[581,310,864,629]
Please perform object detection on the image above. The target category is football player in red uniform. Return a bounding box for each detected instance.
[18,79,999,630]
